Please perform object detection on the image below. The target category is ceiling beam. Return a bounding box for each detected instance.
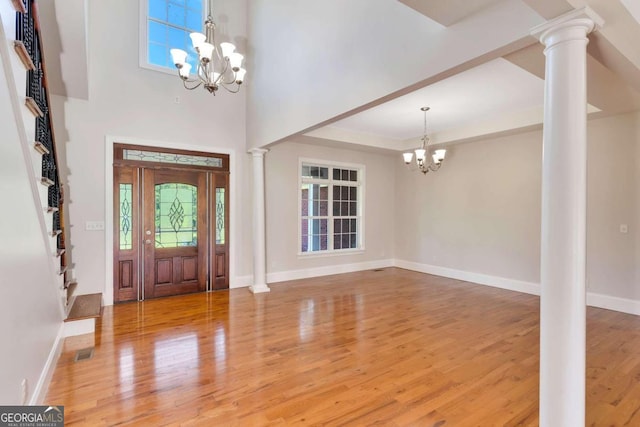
[397,0,504,26]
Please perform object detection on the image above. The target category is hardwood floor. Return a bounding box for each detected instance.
[46,268,640,426]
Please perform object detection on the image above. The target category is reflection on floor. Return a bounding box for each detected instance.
[46,268,640,425]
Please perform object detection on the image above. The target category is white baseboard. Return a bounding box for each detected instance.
[394,259,640,316]
[394,259,540,296]
[63,318,95,337]
[587,292,640,315]
[267,259,394,284]
[30,323,64,405]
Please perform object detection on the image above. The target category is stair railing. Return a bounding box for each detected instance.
[14,0,72,304]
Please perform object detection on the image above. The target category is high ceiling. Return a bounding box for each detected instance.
[303,0,640,152]
[37,0,640,151]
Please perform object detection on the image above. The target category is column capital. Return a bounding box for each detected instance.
[531,6,604,46]
[248,148,269,158]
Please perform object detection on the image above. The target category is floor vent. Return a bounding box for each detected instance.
[372,268,385,272]
[74,347,94,362]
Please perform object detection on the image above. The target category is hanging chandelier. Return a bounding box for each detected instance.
[169,0,246,94]
[403,107,446,174]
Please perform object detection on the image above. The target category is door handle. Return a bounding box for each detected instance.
[145,239,151,244]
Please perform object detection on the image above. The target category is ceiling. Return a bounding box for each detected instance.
[326,58,546,140]
[304,0,640,152]
[35,0,640,150]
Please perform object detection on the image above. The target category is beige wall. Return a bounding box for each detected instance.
[636,114,640,298]
[394,112,640,301]
[40,0,639,306]
[587,113,638,300]
[395,129,543,283]
[49,0,254,300]
[265,141,395,277]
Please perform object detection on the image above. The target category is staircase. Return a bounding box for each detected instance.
[7,0,101,335]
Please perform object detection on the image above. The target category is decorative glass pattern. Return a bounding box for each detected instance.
[119,184,133,250]
[155,183,197,248]
[123,149,223,168]
[300,163,361,253]
[215,188,225,245]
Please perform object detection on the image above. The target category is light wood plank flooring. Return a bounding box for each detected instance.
[46,268,640,426]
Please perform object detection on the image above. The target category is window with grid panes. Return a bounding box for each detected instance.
[300,162,362,254]
[142,0,203,73]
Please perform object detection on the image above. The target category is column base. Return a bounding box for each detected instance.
[249,284,271,294]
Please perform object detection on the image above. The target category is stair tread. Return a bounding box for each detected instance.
[65,293,102,322]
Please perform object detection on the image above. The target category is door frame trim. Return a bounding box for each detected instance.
[104,135,239,306]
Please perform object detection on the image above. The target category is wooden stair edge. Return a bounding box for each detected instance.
[13,40,35,70]
[34,141,50,155]
[40,177,55,187]
[65,293,102,322]
[25,97,44,117]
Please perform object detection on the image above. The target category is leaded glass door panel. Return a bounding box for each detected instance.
[113,144,230,303]
[210,173,229,290]
[143,169,207,298]
[113,166,140,302]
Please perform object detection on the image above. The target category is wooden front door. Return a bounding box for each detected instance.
[143,169,207,299]
[113,144,230,303]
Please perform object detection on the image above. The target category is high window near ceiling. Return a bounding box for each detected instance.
[299,160,364,254]
[140,0,203,73]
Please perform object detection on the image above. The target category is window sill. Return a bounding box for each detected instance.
[297,248,365,259]
[139,61,181,78]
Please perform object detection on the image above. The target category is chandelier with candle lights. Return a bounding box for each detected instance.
[169,0,245,94]
[403,107,446,174]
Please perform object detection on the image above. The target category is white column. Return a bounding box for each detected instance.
[249,148,270,293]
[531,7,602,427]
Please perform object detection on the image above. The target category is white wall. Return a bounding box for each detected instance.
[48,0,254,301]
[394,112,640,303]
[265,141,395,280]
[0,6,62,404]
[246,0,544,148]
